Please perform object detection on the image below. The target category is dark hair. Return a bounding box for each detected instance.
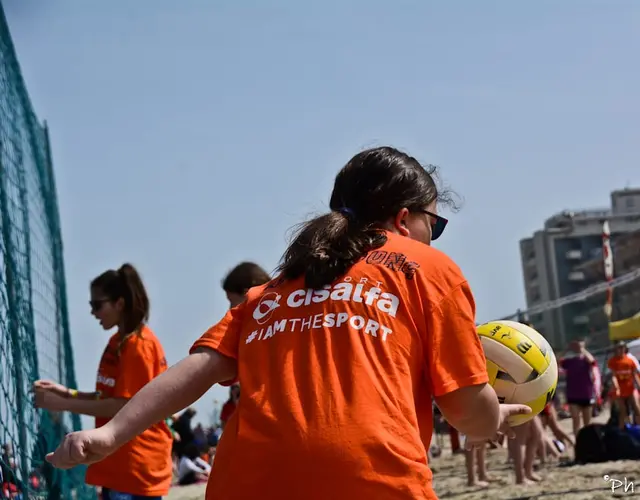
[229,384,240,400]
[277,146,456,289]
[183,442,200,460]
[91,263,150,336]
[222,262,271,295]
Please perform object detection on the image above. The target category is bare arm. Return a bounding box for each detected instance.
[581,349,596,365]
[69,390,102,401]
[434,383,500,440]
[33,384,126,418]
[611,374,620,392]
[63,398,128,418]
[106,348,236,447]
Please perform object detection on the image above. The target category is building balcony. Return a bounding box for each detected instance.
[573,315,590,325]
[566,250,582,260]
[527,279,539,290]
[567,271,586,281]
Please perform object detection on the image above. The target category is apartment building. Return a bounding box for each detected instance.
[519,188,640,348]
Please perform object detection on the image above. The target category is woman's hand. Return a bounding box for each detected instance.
[34,388,70,412]
[33,380,72,398]
[46,427,118,469]
[464,403,531,449]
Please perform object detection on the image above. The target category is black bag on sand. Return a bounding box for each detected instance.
[574,423,608,464]
[603,427,640,461]
[575,423,640,464]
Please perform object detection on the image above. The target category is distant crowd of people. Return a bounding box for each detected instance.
[165,380,242,487]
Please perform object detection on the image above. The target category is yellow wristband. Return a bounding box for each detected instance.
[69,389,78,398]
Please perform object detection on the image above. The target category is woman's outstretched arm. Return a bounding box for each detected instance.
[106,347,236,447]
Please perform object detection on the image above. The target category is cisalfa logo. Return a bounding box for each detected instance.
[252,292,282,325]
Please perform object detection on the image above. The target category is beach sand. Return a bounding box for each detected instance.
[167,410,640,499]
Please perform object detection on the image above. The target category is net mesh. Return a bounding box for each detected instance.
[0,4,95,498]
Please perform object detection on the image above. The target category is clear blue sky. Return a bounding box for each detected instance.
[4,1,639,427]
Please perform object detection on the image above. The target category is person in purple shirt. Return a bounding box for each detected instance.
[559,339,597,436]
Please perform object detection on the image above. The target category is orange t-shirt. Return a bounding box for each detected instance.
[608,353,640,398]
[191,232,488,500]
[85,326,173,497]
[219,400,237,425]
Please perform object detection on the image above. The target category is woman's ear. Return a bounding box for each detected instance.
[393,208,411,237]
[115,297,125,312]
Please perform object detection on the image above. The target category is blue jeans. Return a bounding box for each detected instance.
[102,488,162,500]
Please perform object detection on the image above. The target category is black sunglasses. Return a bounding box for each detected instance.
[89,299,109,311]
[419,210,448,241]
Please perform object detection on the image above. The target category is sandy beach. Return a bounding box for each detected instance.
[167,411,640,499]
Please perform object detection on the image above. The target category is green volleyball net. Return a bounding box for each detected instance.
[0,3,95,498]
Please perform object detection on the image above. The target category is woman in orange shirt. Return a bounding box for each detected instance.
[33,264,173,500]
[607,341,640,429]
[46,147,529,499]
[219,384,240,430]
[218,262,271,430]
[222,261,271,308]
[218,262,271,429]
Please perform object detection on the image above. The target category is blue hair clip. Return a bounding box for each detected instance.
[338,207,356,220]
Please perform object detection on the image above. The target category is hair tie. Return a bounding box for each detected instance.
[337,207,356,220]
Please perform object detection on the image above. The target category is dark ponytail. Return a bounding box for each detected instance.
[91,262,150,338]
[116,263,150,334]
[276,146,454,289]
[278,211,386,289]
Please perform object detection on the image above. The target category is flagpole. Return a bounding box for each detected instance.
[602,220,614,337]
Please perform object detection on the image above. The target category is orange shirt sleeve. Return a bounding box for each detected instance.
[113,338,164,399]
[190,303,245,385]
[190,302,245,359]
[424,281,488,397]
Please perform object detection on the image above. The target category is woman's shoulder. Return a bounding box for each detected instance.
[138,324,156,336]
[123,326,166,356]
[380,233,468,302]
[384,232,466,278]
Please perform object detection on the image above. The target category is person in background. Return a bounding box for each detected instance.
[177,443,211,486]
[464,443,493,488]
[218,263,271,427]
[448,422,462,454]
[219,384,240,430]
[45,146,530,500]
[591,361,603,417]
[165,414,181,477]
[172,408,197,458]
[602,371,621,424]
[540,402,574,449]
[559,339,596,436]
[1,443,18,497]
[221,262,271,308]
[429,405,444,458]
[508,416,544,484]
[193,423,207,450]
[607,341,640,430]
[33,263,173,500]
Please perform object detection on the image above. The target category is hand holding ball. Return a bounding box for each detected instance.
[477,320,558,426]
